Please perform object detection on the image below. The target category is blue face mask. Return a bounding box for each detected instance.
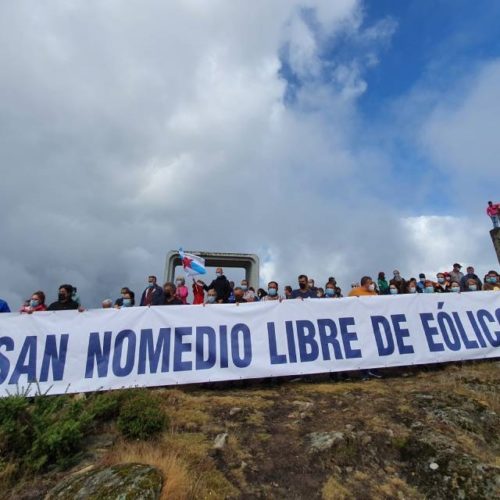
[424,286,435,294]
[148,282,154,288]
[468,285,477,291]
[216,272,222,277]
[437,278,445,284]
[207,295,217,303]
[325,288,335,297]
[241,285,248,291]
[30,299,39,308]
[268,288,277,296]
[123,298,132,307]
[389,288,398,295]
[451,287,460,293]
[487,277,497,283]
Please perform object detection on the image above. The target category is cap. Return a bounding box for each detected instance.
[453,263,462,269]
[419,273,425,279]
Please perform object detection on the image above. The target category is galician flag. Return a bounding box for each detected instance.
[179,249,207,277]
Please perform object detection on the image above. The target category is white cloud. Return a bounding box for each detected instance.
[402,216,494,278]
[421,59,500,180]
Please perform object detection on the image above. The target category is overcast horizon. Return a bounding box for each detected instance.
[1,0,499,308]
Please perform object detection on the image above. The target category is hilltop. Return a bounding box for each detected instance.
[1,361,499,499]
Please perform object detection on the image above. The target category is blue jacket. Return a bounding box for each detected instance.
[0,299,11,313]
[140,284,164,306]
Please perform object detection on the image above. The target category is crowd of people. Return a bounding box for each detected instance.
[0,262,498,314]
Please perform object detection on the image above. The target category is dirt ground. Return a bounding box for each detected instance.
[4,361,500,499]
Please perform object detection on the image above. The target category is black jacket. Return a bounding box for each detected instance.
[204,275,232,303]
[47,300,79,311]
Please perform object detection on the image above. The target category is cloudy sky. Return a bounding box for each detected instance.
[1,0,499,308]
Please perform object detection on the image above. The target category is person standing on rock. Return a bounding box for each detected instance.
[486,201,500,228]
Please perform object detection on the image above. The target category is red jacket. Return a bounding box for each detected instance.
[192,283,205,305]
[20,304,48,314]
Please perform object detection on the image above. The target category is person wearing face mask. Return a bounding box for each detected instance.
[175,276,189,304]
[348,276,378,297]
[205,288,218,305]
[140,275,164,306]
[463,278,480,292]
[119,291,135,308]
[241,279,256,302]
[291,275,316,299]
[204,268,232,303]
[389,270,406,295]
[423,280,436,294]
[406,282,417,294]
[389,284,399,296]
[324,282,338,298]
[416,274,426,293]
[449,281,461,293]
[115,287,134,307]
[20,291,47,313]
[483,271,500,291]
[460,266,482,291]
[262,281,282,301]
[48,284,80,311]
[316,287,325,298]
[162,282,183,305]
[435,273,449,293]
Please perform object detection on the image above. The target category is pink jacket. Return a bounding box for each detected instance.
[176,285,189,304]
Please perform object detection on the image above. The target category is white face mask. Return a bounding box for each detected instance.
[368,283,375,292]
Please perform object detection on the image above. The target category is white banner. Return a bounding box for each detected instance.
[0,292,499,397]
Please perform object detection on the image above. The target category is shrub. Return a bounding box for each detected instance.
[86,391,123,422]
[117,392,167,440]
[0,388,169,478]
[0,396,33,457]
[0,395,91,473]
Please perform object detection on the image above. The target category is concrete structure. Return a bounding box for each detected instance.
[165,251,260,286]
[490,228,500,265]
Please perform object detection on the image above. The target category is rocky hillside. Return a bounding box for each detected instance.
[1,361,499,499]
